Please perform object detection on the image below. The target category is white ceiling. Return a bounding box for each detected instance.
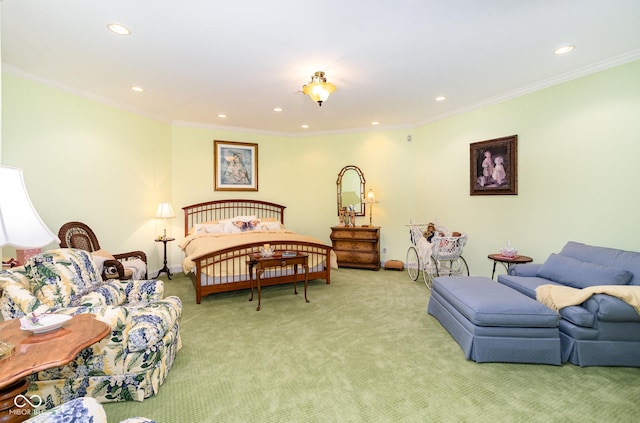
[2,0,640,134]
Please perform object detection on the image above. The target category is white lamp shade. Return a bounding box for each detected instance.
[155,202,176,218]
[367,189,376,203]
[0,166,59,248]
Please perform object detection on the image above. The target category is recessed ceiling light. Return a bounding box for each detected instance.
[217,114,227,119]
[130,86,144,92]
[554,45,575,55]
[301,124,309,129]
[371,121,380,126]
[435,96,447,102]
[273,107,283,112]
[107,23,131,36]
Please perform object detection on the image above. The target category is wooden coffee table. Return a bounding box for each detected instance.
[488,253,533,279]
[0,314,110,422]
[247,252,309,311]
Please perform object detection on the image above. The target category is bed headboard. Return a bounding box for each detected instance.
[182,199,286,236]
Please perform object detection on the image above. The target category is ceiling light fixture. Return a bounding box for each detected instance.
[107,23,131,36]
[554,45,575,55]
[435,96,447,102]
[273,107,283,112]
[130,86,144,92]
[302,71,336,106]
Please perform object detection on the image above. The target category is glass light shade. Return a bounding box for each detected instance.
[155,202,176,218]
[302,71,336,106]
[0,166,59,248]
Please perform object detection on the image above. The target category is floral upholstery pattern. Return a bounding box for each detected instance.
[25,396,155,423]
[0,248,182,410]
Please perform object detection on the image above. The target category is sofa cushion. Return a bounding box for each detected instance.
[559,241,640,286]
[497,274,562,299]
[559,305,595,328]
[537,253,632,289]
[25,249,104,308]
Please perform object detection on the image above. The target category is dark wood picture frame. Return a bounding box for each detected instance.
[470,135,518,195]
[214,140,258,191]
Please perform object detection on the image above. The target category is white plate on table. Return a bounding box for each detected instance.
[20,314,72,334]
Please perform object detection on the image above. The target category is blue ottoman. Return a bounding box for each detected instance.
[427,276,561,365]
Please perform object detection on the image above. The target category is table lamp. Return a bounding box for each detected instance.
[365,189,378,227]
[0,166,59,359]
[155,202,176,239]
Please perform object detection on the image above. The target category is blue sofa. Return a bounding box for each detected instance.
[498,241,640,367]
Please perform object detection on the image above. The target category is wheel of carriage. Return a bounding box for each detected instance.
[406,246,420,281]
[423,256,439,290]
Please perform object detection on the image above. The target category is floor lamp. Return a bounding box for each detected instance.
[0,166,59,358]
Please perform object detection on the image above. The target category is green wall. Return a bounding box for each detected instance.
[2,59,639,277]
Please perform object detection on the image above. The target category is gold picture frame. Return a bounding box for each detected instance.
[214,140,258,191]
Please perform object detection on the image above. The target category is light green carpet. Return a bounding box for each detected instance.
[104,269,640,422]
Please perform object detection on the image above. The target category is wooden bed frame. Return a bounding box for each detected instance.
[182,199,332,303]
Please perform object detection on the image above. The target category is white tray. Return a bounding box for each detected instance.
[20,314,72,334]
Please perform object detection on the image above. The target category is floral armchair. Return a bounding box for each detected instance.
[0,248,182,409]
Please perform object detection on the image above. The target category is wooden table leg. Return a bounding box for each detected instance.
[256,269,263,311]
[0,378,32,423]
[303,262,309,304]
[248,263,255,302]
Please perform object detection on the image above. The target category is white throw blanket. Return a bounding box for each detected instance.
[123,259,147,280]
[535,284,640,314]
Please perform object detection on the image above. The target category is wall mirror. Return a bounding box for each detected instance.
[337,165,365,216]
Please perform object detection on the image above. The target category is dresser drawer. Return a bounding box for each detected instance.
[332,240,377,252]
[330,228,379,241]
[335,250,379,266]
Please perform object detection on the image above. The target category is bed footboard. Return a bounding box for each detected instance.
[189,241,332,304]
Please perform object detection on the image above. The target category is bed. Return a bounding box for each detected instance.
[180,199,334,303]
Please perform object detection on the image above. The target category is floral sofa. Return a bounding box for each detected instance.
[26,396,154,422]
[0,248,182,409]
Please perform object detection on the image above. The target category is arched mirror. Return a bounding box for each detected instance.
[337,165,365,216]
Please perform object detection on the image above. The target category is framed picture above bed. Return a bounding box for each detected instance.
[214,140,258,191]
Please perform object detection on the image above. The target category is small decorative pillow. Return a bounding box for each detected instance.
[537,253,633,289]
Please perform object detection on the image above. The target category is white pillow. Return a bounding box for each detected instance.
[194,223,226,234]
[257,221,283,231]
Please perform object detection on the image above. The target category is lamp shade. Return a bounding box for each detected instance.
[155,202,176,219]
[0,166,59,248]
[366,189,376,203]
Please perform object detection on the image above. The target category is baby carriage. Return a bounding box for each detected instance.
[406,221,469,290]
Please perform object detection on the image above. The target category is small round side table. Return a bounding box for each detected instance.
[155,237,175,280]
[488,253,533,279]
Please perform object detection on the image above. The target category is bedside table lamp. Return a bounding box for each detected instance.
[0,166,59,360]
[155,202,176,239]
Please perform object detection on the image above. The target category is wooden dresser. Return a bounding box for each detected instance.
[330,226,381,270]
